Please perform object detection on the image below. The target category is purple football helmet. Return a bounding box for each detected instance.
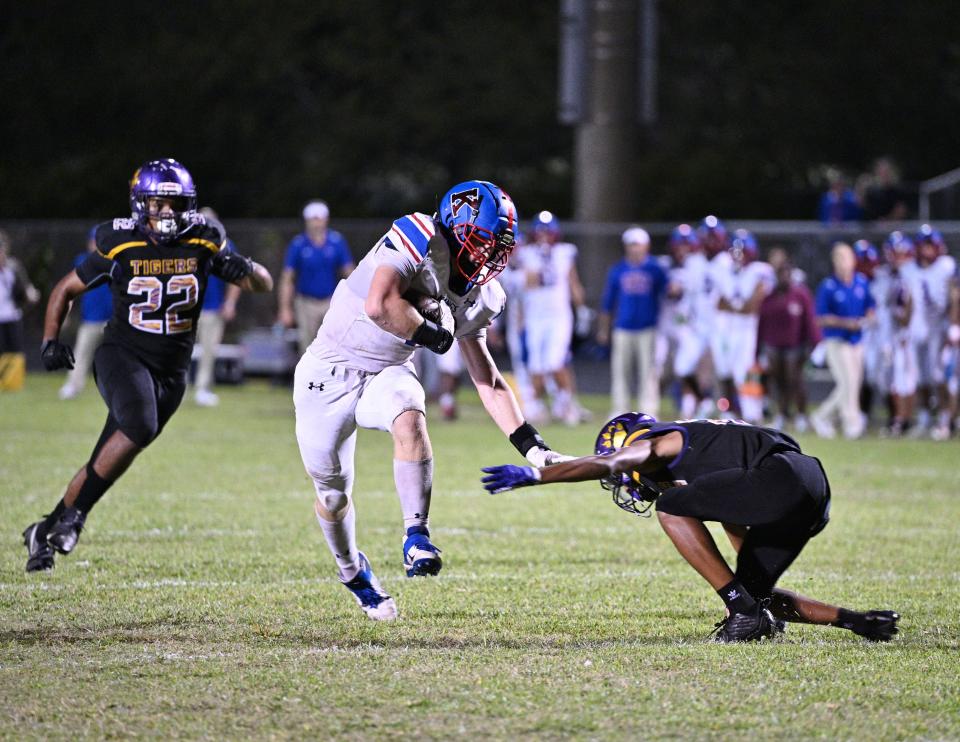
[130,159,198,241]
[594,412,661,516]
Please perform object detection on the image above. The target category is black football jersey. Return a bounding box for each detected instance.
[75,216,230,375]
[626,419,803,487]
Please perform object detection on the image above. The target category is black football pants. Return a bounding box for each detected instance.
[656,451,831,599]
[91,343,186,453]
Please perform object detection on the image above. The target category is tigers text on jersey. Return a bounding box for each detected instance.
[313,212,506,373]
[628,418,803,489]
[75,217,229,375]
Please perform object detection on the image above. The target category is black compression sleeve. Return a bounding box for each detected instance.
[509,422,547,456]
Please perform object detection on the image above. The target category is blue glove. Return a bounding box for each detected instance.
[481,465,540,494]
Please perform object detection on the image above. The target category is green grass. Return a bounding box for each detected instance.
[2,376,959,740]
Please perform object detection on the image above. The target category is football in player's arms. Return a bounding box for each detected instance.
[291,180,573,621]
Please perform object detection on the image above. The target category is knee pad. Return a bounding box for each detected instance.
[118,418,159,448]
[314,488,350,519]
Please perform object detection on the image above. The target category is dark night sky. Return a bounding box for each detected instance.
[3,1,959,219]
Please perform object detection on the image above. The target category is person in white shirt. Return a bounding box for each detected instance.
[910,225,956,437]
[292,181,571,620]
[515,211,589,425]
[710,229,773,421]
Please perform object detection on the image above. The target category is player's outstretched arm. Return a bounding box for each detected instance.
[237,260,273,292]
[460,335,573,467]
[40,269,87,370]
[481,432,683,494]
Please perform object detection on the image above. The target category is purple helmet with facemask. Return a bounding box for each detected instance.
[594,412,661,516]
[130,159,198,241]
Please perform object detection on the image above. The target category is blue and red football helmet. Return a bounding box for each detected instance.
[530,210,562,244]
[915,223,946,265]
[883,231,915,262]
[729,228,758,266]
[130,159,198,241]
[594,412,661,516]
[437,180,517,285]
[697,215,729,257]
[669,223,700,262]
[853,239,880,278]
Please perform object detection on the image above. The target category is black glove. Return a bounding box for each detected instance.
[212,250,254,283]
[40,339,75,370]
[411,319,454,354]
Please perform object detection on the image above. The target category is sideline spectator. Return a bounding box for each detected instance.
[818,168,862,224]
[278,200,354,354]
[757,259,820,431]
[811,242,875,439]
[598,227,667,417]
[59,228,113,400]
[193,208,243,407]
[858,157,909,222]
[0,230,40,391]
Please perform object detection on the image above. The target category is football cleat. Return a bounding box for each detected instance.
[23,522,55,573]
[402,526,443,577]
[340,552,397,621]
[46,507,86,555]
[710,604,778,643]
[853,610,900,642]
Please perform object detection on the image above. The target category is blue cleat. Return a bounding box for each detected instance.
[340,552,397,621]
[402,526,443,578]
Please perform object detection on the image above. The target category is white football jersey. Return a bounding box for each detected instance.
[314,212,505,373]
[717,260,773,313]
[912,255,956,335]
[516,241,578,323]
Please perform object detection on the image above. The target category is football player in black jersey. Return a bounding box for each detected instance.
[23,159,273,572]
[482,413,900,643]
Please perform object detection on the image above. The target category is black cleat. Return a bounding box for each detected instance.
[23,523,55,573]
[853,610,900,642]
[711,604,778,643]
[47,507,86,554]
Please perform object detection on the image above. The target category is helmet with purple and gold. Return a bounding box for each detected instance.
[594,412,661,516]
[129,158,198,241]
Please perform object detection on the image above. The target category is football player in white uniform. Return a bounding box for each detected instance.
[877,232,919,435]
[657,224,711,418]
[697,216,733,416]
[293,181,570,620]
[516,211,589,425]
[710,229,774,421]
[911,225,956,437]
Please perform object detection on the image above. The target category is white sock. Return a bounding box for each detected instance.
[680,393,697,418]
[394,458,433,532]
[316,502,361,581]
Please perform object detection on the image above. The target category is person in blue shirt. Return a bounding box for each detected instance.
[59,228,113,400]
[278,200,355,354]
[817,170,863,224]
[811,242,875,439]
[597,227,668,416]
[193,208,242,407]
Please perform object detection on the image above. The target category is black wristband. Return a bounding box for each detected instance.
[509,422,547,456]
[411,319,453,354]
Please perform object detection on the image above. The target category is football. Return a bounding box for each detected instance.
[404,290,455,334]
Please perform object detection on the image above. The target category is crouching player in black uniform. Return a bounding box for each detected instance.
[481,413,900,643]
[23,159,273,572]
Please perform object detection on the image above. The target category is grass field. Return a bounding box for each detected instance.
[2,375,959,740]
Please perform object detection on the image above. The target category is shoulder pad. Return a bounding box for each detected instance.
[189,219,227,250]
[95,219,140,254]
[481,279,507,316]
